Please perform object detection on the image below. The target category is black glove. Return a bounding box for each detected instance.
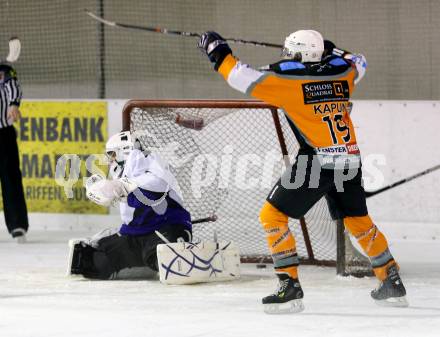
[198,31,232,71]
[324,39,350,58]
[323,40,336,59]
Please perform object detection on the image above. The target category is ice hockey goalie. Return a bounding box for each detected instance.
[67,131,240,284]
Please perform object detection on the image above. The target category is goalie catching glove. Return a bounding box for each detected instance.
[85,174,138,207]
[198,31,232,71]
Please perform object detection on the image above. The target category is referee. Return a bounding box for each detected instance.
[0,61,28,243]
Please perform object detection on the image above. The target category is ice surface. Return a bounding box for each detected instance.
[0,230,439,337]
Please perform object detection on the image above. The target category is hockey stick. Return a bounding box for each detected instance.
[6,37,21,62]
[365,164,440,198]
[154,215,217,242]
[192,215,217,225]
[1,37,21,63]
[84,10,283,49]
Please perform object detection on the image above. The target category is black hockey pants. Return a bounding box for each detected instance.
[83,223,191,280]
[0,126,29,234]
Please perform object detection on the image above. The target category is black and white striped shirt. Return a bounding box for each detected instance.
[0,65,23,128]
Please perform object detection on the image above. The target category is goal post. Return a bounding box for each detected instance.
[122,99,372,276]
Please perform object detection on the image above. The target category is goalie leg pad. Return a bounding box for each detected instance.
[157,241,240,285]
[67,234,146,279]
[92,234,146,279]
[67,239,101,278]
[68,225,192,280]
[140,223,192,271]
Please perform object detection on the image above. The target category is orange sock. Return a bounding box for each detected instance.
[260,201,299,279]
[344,215,397,280]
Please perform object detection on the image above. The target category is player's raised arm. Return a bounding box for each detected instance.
[198,31,290,107]
[324,39,367,85]
[344,53,367,85]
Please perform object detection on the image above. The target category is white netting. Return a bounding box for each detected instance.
[128,102,337,263]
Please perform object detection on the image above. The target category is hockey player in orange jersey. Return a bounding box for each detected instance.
[198,30,408,313]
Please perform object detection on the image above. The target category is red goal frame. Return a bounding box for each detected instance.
[122,99,335,267]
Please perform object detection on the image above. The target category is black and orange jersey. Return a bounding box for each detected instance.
[217,53,367,168]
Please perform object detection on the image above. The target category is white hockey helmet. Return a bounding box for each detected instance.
[105,131,138,165]
[282,30,324,62]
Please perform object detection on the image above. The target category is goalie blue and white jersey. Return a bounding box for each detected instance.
[118,149,192,236]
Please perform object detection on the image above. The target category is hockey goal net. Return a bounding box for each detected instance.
[122,99,371,276]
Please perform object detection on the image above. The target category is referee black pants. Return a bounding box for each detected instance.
[0,126,28,233]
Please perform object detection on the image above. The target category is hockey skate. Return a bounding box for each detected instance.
[262,273,304,314]
[11,228,27,244]
[371,265,409,307]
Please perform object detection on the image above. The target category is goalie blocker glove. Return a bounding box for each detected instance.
[198,31,232,71]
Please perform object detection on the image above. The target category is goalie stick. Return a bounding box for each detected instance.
[84,10,283,49]
[365,164,440,198]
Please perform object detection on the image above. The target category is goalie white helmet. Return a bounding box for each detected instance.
[105,131,140,166]
[282,30,324,62]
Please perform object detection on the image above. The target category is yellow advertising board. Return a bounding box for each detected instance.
[0,101,109,214]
